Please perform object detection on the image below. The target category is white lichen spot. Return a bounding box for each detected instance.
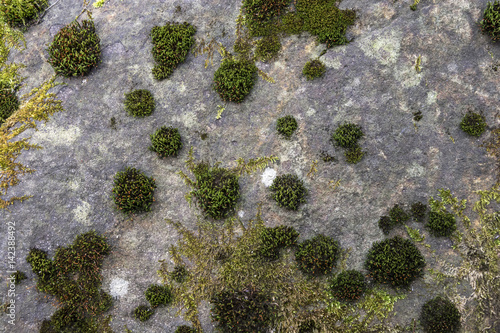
[274,61,285,70]
[238,210,245,218]
[427,91,437,105]
[68,179,79,191]
[393,64,422,88]
[172,111,197,129]
[73,201,91,226]
[407,163,425,178]
[321,55,342,69]
[306,107,316,116]
[359,29,401,65]
[178,82,186,93]
[110,278,129,298]
[31,125,81,146]
[261,168,277,187]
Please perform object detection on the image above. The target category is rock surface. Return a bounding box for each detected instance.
[1,0,499,331]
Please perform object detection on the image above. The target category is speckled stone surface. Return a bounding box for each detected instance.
[1,0,498,331]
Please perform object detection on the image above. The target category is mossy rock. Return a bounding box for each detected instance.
[459,111,486,136]
[133,305,154,322]
[329,270,367,302]
[276,115,298,139]
[213,58,257,103]
[295,234,340,276]
[145,284,172,308]
[0,83,20,125]
[255,35,281,62]
[243,0,292,34]
[47,19,101,77]
[332,123,364,149]
[149,126,182,158]
[481,0,500,41]
[0,0,48,28]
[302,59,326,80]
[124,89,155,117]
[112,167,156,214]
[150,22,196,80]
[426,211,457,237]
[420,296,461,333]
[259,225,299,260]
[191,163,240,219]
[269,173,307,210]
[365,236,426,287]
[281,12,305,35]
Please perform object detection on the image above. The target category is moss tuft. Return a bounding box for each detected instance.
[269,173,307,210]
[481,1,500,41]
[171,264,189,283]
[329,270,367,302]
[47,19,101,77]
[420,296,461,333]
[276,115,298,139]
[344,145,364,164]
[389,204,409,225]
[332,122,365,163]
[174,325,197,333]
[213,58,257,103]
[145,284,172,308]
[0,83,19,125]
[0,0,48,28]
[298,319,316,333]
[258,225,299,260]
[302,59,326,80]
[124,89,155,118]
[12,270,27,284]
[295,234,340,276]
[365,236,425,287]
[149,126,182,158]
[112,167,156,214]
[133,305,154,321]
[378,215,392,235]
[255,35,281,62]
[426,211,457,237]
[411,201,427,221]
[460,111,486,137]
[150,22,196,80]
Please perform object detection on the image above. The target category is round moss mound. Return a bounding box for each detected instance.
[0,84,19,125]
[303,59,326,80]
[332,122,364,148]
[378,215,392,235]
[344,145,364,164]
[192,163,240,219]
[149,126,182,158]
[269,174,307,210]
[171,264,188,283]
[175,325,197,333]
[276,115,298,139]
[213,58,257,103]
[295,234,340,276]
[460,111,486,136]
[145,284,172,308]
[259,225,299,261]
[211,285,276,333]
[426,211,457,237]
[255,35,281,62]
[0,0,48,27]
[411,201,427,221]
[481,0,500,41]
[329,270,367,302]
[47,19,101,77]
[365,236,425,287]
[133,305,154,322]
[124,89,155,117]
[112,167,156,214]
[420,296,461,333]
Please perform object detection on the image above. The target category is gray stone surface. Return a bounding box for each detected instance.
[1,0,498,331]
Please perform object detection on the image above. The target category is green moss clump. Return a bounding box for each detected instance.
[112,167,156,214]
[26,231,112,331]
[365,236,426,287]
[39,319,56,333]
[47,19,101,77]
[298,319,316,333]
[426,211,457,237]
[150,22,196,80]
[211,285,276,333]
[389,204,409,225]
[255,35,281,62]
[145,284,172,308]
[259,225,299,260]
[134,305,154,322]
[411,202,427,221]
[481,1,500,41]
[149,126,182,158]
[12,270,27,284]
[302,59,326,80]
[0,0,48,28]
[420,296,461,333]
[276,115,298,139]
[329,270,367,302]
[295,234,340,276]
[344,145,364,164]
[269,174,307,210]
[174,326,197,333]
[0,83,19,125]
[332,123,365,164]
[460,111,487,136]
[192,163,240,219]
[281,12,305,35]
[171,264,188,283]
[378,216,393,235]
[243,0,292,35]
[213,58,257,103]
[124,89,155,117]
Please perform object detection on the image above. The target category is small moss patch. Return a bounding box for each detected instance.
[0,83,19,125]
[426,211,457,237]
[213,58,257,103]
[124,89,155,117]
[258,225,299,261]
[175,326,197,333]
[411,201,427,221]
[134,305,154,322]
[269,173,307,210]
[171,264,189,283]
[420,296,461,333]
[11,270,27,284]
[329,270,367,302]
[302,59,326,80]
[112,167,156,214]
[0,0,48,28]
[47,19,101,77]
[460,111,486,137]
[145,284,172,308]
[332,122,365,164]
[481,1,500,41]
[276,115,298,139]
[149,126,182,158]
[150,22,196,80]
[255,35,281,62]
[295,234,340,276]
